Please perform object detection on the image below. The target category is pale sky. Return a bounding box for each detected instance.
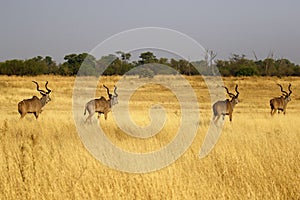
[1,0,299,64]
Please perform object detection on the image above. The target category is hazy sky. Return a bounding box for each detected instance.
[1,0,300,64]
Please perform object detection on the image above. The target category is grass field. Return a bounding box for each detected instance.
[0,75,299,199]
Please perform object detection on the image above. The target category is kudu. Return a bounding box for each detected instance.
[84,85,118,123]
[270,83,292,115]
[18,81,52,119]
[212,85,239,122]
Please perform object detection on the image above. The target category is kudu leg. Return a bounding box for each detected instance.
[97,112,104,119]
[20,113,26,119]
[214,115,221,123]
[283,106,287,115]
[85,114,94,123]
[34,112,39,119]
[271,109,276,115]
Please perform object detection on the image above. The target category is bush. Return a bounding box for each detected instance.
[235,67,258,76]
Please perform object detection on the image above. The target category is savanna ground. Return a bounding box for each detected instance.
[0,75,299,199]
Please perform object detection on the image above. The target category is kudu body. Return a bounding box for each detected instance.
[84,85,118,123]
[18,81,52,119]
[270,84,292,115]
[213,85,239,122]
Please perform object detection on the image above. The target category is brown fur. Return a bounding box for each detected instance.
[213,98,238,122]
[270,84,292,115]
[270,96,290,115]
[84,85,118,123]
[84,97,112,122]
[213,85,239,122]
[18,81,51,119]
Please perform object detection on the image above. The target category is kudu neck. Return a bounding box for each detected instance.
[40,95,48,107]
[108,99,112,108]
[230,97,238,107]
[108,96,117,108]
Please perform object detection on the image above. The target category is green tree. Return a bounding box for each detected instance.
[139,52,158,64]
[116,51,131,63]
[98,54,118,76]
[263,58,276,76]
[43,56,58,74]
[60,53,94,76]
[0,59,24,75]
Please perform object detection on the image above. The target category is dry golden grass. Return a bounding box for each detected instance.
[0,75,299,199]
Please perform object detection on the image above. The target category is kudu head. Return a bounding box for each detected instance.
[224,84,239,104]
[277,83,292,102]
[32,81,52,104]
[103,84,118,106]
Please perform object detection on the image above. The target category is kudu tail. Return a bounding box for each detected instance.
[18,101,24,114]
[270,99,274,109]
[212,104,218,117]
[213,109,218,117]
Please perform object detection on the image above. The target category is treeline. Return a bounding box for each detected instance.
[0,51,299,76]
[216,54,300,77]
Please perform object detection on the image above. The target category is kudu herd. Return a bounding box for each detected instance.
[84,85,118,123]
[212,85,239,122]
[17,80,294,123]
[18,81,52,119]
[270,83,292,115]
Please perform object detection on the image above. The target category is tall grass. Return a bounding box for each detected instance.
[0,75,299,199]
